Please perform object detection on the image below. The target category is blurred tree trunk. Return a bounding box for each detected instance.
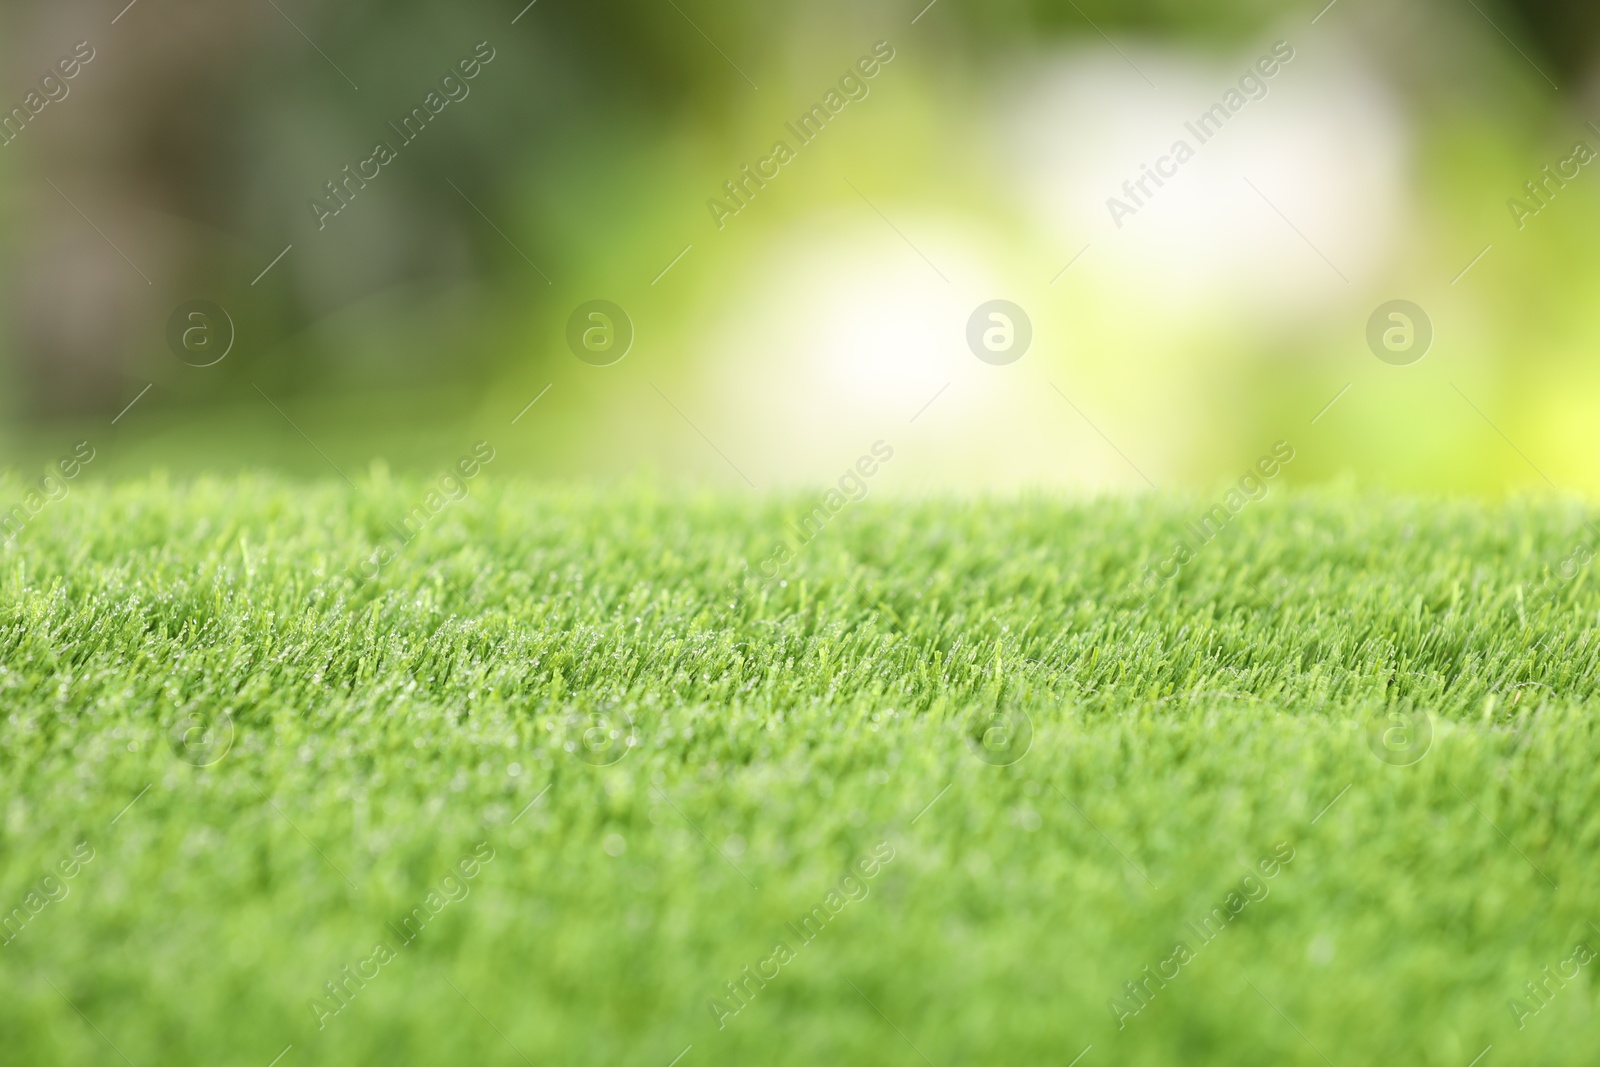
[8,1,253,417]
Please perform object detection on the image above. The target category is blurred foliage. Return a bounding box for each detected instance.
[0,0,1599,492]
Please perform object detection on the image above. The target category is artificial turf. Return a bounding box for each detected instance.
[2,476,1599,1066]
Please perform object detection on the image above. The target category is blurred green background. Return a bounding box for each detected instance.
[3,0,1600,494]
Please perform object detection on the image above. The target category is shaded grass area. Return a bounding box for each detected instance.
[1,477,1598,1065]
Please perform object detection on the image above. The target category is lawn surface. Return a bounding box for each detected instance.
[2,477,1599,1065]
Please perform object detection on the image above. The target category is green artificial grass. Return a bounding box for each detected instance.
[3,475,1600,1066]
